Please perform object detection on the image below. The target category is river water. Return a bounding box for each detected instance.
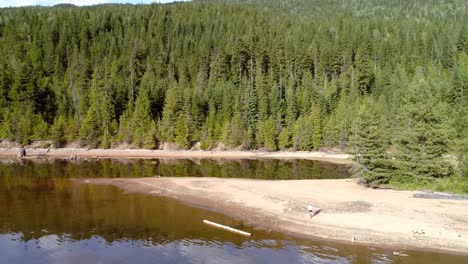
[0,158,466,263]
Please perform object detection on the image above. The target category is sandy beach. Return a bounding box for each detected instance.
[78,177,468,254]
[0,147,352,164]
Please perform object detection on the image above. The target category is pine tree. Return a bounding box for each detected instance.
[117,106,133,143]
[174,113,190,149]
[143,121,158,149]
[228,100,247,147]
[51,115,68,147]
[80,103,102,147]
[269,80,284,124]
[451,53,467,113]
[352,105,393,185]
[395,121,453,179]
[355,43,375,94]
[451,53,468,175]
[80,66,116,147]
[132,87,155,146]
[256,65,269,121]
[393,75,454,182]
[33,115,49,140]
[293,115,312,151]
[456,25,467,52]
[257,116,277,151]
[243,80,258,147]
[278,126,292,150]
[0,1,465,191]
[160,84,180,142]
[311,103,322,149]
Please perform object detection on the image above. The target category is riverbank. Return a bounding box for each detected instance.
[0,147,352,164]
[78,177,468,254]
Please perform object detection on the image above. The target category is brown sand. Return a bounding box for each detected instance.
[0,147,352,164]
[78,177,468,254]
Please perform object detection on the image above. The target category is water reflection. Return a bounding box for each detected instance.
[1,178,279,245]
[0,157,350,180]
[0,158,467,263]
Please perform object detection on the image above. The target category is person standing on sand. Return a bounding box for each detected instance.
[18,146,26,158]
[308,203,321,219]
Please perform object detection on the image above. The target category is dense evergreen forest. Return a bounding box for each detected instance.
[0,0,466,191]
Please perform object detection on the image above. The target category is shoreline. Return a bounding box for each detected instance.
[77,177,468,255]
[0,148,352,164]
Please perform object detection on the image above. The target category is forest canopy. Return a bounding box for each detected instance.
[0,0,466,190]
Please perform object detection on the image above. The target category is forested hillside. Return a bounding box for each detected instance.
[0,0,466,190]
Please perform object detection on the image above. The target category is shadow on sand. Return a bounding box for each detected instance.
[310,209,322,219]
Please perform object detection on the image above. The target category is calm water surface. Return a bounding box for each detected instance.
[0,157,351,179]
[0,158,466,264]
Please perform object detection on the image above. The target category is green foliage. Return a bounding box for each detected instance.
[132,87,155,147]
[79,67,117,147]
[0,104,36,144]
[159,86,180,142]
[33,116,49,140]
[0,0,466,191]
[257,116,277,151]
[174,114,190,149]
[200,140,213,150]
[390,175,468,195]
[278,126,292,150]
[355,44,375,94]
[291,104,323,151]
[351,104,393,185]
[243,81,258,146]
[227,111,247,147]
[80,104,103,147]
[51,116,67,147]
[311,104,322,149]
[451,53,468,175]
[293,116,313,151]
[393,74,454,179]
[143,122,158,150]
[117,109,133,143]
[461,134,468,177]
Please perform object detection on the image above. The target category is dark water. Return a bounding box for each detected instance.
[0,158,467,264]
[0,157,350,179]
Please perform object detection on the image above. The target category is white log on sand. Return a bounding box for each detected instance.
[203,220,251,237]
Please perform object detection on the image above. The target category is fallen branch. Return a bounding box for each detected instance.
[393,251,408,257]
[413,192,468,201]
[203,220,251,236]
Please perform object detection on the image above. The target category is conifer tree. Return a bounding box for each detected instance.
[132,87,154,146]
[311,103,322,149]
[174,113,190,149]
[393,75,454,181]
[352,105,393,185]
[257,116,277,151]
[243,80,258,147]
[51,115,67,147]
[0,1,465,190]
[160,85,180,142]
[355,43,375,94]
[278,126,292,150]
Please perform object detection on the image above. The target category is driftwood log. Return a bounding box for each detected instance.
[413,192,468,201]
[203,220,251,236]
